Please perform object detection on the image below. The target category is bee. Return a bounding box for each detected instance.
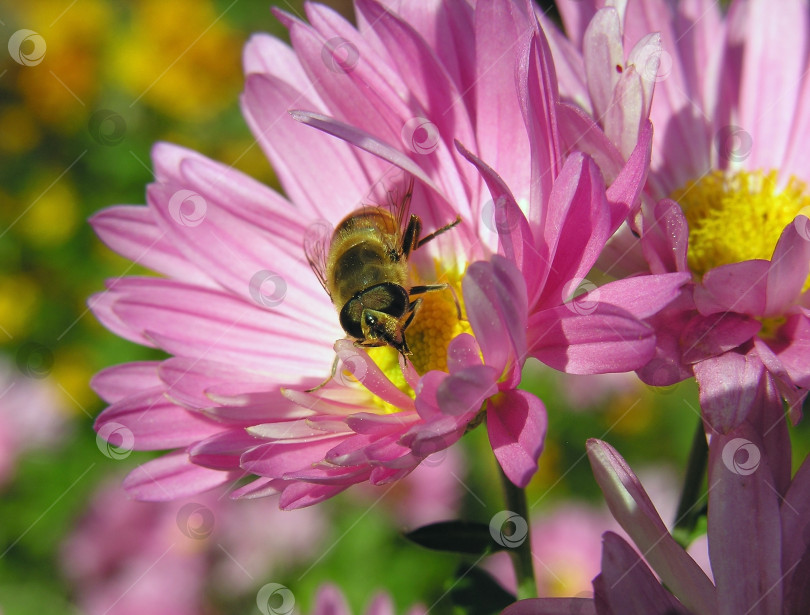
[305,177,460,361]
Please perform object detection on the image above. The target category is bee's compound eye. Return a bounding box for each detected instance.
[339,298,364,339]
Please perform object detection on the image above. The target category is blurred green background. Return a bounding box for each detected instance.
[0,1,807,614]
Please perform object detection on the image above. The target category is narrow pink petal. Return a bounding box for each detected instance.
[242,33,315,95]
[445,333,483,374]
[240,437,346,478]
[641,198,689,275]
[708,425,783,615]
[312,585,351,615]
[636,291,696,386]
[783,66,810,181]
[765,221,810,316]
[591,272,690,319]
[529,303,655,374]
[782,453,810,590]
[436,365,499,417]
[230,476,283,499]
[90,205,213,286]
[188,430,262,470]
[473,0,533,206]
[680,311,762,364]
[605,66,645,161]
[582,7,624,123]
[123,451,238,500]
[738,0,808,171]
[765,312,810,389]
[91,361,162,403]
[537,154,611,310]
[604,121,653,228]
[345,412,418,436]
[694,260,769,316]
[555,0,598,50]
[693,351,764,432]
[463,257,528,373]
[501,598,596,615]
[279,481,353,510]
[587,439,717,615]
[88,287,154,348]
[556,102,624,186]
[249,419,349,442]
[753,334,808,424]
[333,340,416,411]
[95,389,225,450]
[538,11,589,112]
[598,532,693,615]
[487,389,547,488]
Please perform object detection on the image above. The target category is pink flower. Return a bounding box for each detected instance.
[504,433,810,615]
[547,1,810,454]
[61,479,327,614]
[309,584,425,615]
[0,354,68,486]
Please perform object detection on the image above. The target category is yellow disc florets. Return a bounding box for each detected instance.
[672,170,810,285]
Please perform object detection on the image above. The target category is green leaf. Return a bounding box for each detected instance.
[451,566,515,615]
[404,520,500,555]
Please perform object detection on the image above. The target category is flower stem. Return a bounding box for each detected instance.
[497,465,537,600]
[672,418,708,548]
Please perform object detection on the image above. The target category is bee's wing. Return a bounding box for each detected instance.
[304,223,332,295]
[391,175,415,237]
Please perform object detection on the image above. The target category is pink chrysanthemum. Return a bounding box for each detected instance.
[90,0,685,507]
[547,1,810,458]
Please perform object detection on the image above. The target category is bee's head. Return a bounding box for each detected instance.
[360,309,411,356]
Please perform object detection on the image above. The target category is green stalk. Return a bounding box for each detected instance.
[498,465,537,600]
[672,418,709,548]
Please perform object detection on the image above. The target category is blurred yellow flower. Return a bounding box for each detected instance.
[0,106,41,154]
[111,0,242,120]
[18,177,79,247]
[0,275,40,339]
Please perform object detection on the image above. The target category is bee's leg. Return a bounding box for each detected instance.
[304,353,340,392]
[401,214,422,258]
[415,216,461,249]
[409,284,464,321]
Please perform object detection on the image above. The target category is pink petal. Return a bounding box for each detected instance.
[502,599,596,615]
[765,221,810,316]
[591,272,690,319]
[445,333,483,374]
[604,121,653,227]
[529,303,655,374]
[487,389,547,488]
[707,425,783,615]
[680,311,762,364]
[693,351,764,432]
[333,340,416,411]
[240,436,346,478]
[582,7,624,124]
[641,198,689,275]
[782,453,810,592]
[604,66,645,161]
[188,430,263,470]
[279,481,353,510]
[91,361,162,404]
[95,389,224,450]
[463,257,528,375]
[587,439,717,615]
[436,365,499,417]
[556,102,624,186]
[597,532,693,615]
[312,585,351,615]
[694,260,769,317]
[123,451,238,500]
[765,312,810,389]
[90,205,213,286]
[473,0,533,206]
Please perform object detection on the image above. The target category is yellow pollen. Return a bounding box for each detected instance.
[759,316,787,340]
[672,170,810,288]
[365,263,472,410]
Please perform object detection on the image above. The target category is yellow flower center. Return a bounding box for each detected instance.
[672,170,810,287]
[360,263,471,413]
